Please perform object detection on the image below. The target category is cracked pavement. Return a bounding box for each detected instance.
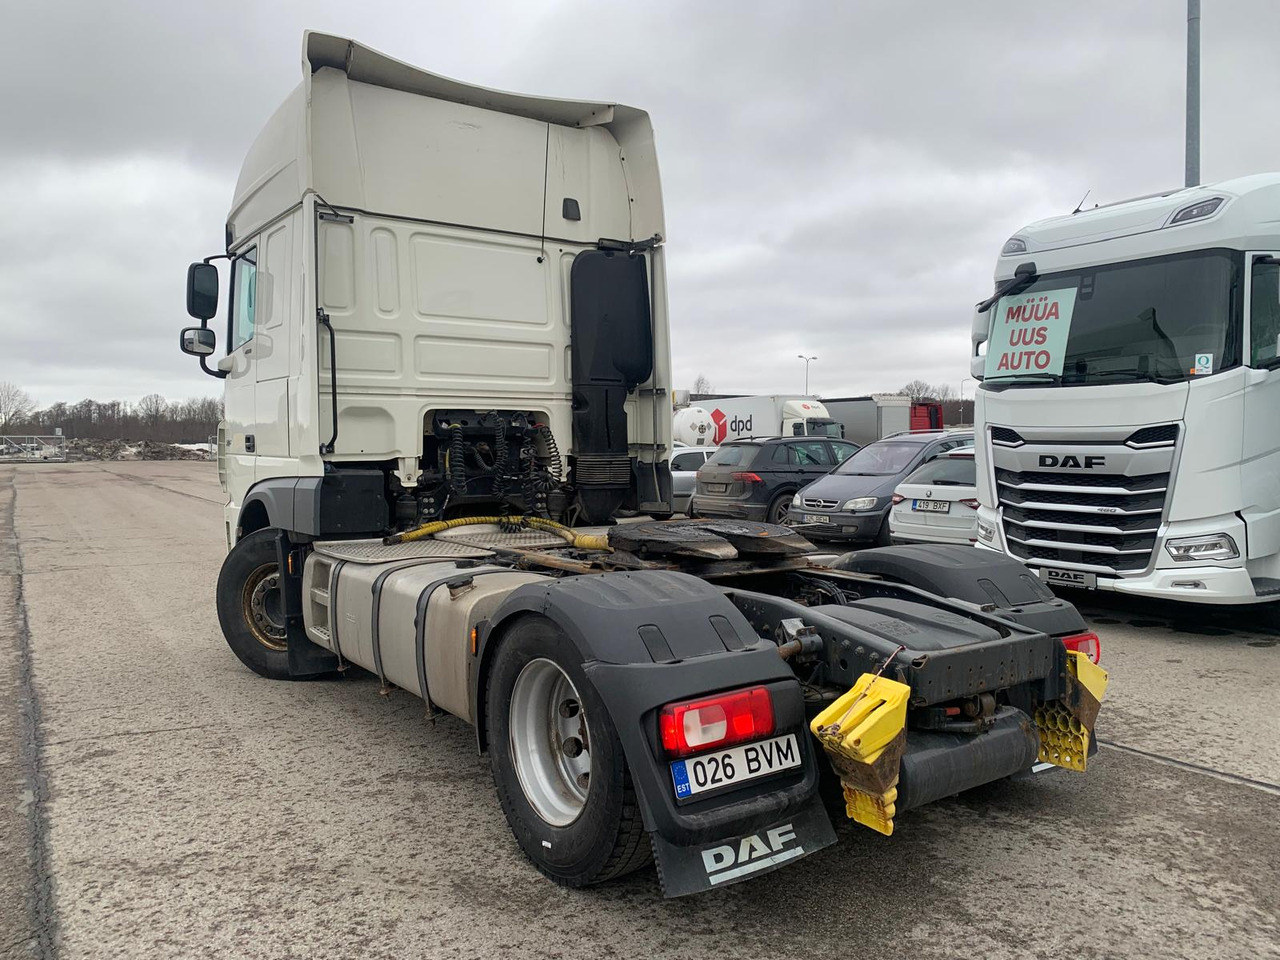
[1,462,1277,959]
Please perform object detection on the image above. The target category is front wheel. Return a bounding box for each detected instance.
[215,528,292,680]
[485,616,651,886]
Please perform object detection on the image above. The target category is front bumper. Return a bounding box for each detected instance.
[785,507,884,541]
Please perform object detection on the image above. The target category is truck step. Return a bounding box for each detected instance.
[311,587,330,606]
[1252,577,1280,598]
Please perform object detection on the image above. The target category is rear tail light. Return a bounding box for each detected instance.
[732,472,764,483]
[959,498,980,509]
[659,686,774,758]
[891,493,905,505]
[1061,631,1101,664]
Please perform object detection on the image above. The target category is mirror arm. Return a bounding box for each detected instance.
[199,355,228,380]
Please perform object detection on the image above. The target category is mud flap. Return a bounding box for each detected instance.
[650,796,836,898]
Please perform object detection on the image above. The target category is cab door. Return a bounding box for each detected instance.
[1242,253,1280,561]
[221,246,257,482]
[253,220,293,461]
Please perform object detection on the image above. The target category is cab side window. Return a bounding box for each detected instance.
[1251,259,1280,366]
[788,442,832,466]
[230,247,258,352]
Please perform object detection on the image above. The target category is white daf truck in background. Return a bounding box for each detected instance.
[972,174,1280,604]
[176,30,1111,899]
[694,395,842,444]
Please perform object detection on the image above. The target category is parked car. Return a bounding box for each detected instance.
[668,445,717,515]
[690,437,860,524]
[785,430,974,543]
[888,446,979,546]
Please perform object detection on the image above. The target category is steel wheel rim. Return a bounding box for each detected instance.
[509,658,591,826]
[242,563,287,651]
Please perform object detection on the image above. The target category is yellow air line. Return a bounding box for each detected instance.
[385,515,612,551]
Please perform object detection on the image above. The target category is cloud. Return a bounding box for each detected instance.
[1,0,1279,409]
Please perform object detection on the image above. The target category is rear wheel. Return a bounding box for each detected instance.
[215,528,292,680]
[767,492,792,525]
[486,616,651,886]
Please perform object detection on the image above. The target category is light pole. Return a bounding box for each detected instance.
[798,355,817,395]
[960,377,976,426]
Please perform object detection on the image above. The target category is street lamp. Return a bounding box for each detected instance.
[960,377,977,426]
[798,355,817,395]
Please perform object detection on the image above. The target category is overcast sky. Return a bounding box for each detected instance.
[3,1,1279,407]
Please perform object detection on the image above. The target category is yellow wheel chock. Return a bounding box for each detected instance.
[1034,650,1110,772]
[811,673,911,836]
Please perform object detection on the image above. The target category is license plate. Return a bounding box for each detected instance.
[670,734,801,800]
[912,499,949,513]
[705,483,727,494]
[1040,568,1097,589]
[801,513,829,524]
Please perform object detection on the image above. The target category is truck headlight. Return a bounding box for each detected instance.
[977,519,995,542]
[1165,534,1238,562]
[844,497,877,511]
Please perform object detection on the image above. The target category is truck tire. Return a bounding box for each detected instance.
[215,528,292,681]
[485,615,652,886]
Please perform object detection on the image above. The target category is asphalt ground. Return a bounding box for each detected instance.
[1,461,1276,959]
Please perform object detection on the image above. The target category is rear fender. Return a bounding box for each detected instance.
[472,571,829,855]
[830,543,1089,637]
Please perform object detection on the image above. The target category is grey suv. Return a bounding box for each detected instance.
[785,431,973,544]
[690,437,859,524]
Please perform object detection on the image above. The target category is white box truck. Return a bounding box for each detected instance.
[175,31,1110,898]
[699,395,842,443]
[971,174,1280,605]
[823,394,912,446]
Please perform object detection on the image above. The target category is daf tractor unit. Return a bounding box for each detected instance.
[178,32,1109,897]
[971,175,1280,605]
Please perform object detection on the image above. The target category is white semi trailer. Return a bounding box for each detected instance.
[697,395,842,443]
[178,32,1110,897]
[972,175,1280,604]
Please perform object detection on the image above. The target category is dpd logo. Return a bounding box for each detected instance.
[710,409,752,444]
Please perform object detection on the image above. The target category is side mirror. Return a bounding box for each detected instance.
[180,326,216,357]
[186,262,219,320]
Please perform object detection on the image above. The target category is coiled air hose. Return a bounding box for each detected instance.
[385,515,610,551]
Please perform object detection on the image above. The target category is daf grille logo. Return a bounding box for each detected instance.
[1039,454,1105,469]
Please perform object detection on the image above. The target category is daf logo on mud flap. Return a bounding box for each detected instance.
[1039,454,1105,469]
[701,824,804,885]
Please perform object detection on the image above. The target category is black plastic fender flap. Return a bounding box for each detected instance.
[650,796,836,898]
[831,543,1088,637]
[483,570,835,895]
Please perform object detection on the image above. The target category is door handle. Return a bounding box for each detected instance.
[245,435,256,453]
[244,346,253,356]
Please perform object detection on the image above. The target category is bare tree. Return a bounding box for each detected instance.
[692,373,714,396]
[136,393,168,431]
[931,382,957,402]
[899,379,935,402]
[0,382,34,433]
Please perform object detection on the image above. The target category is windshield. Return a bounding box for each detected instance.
[985,249,1243,386]
[902,456,976,486]
[833,441,923,476]
[806,419,843,438]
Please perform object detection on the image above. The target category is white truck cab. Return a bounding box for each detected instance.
[972,174,1280,604]
[180,32,673,549]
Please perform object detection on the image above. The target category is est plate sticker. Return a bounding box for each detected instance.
[1194,353,1213,375]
